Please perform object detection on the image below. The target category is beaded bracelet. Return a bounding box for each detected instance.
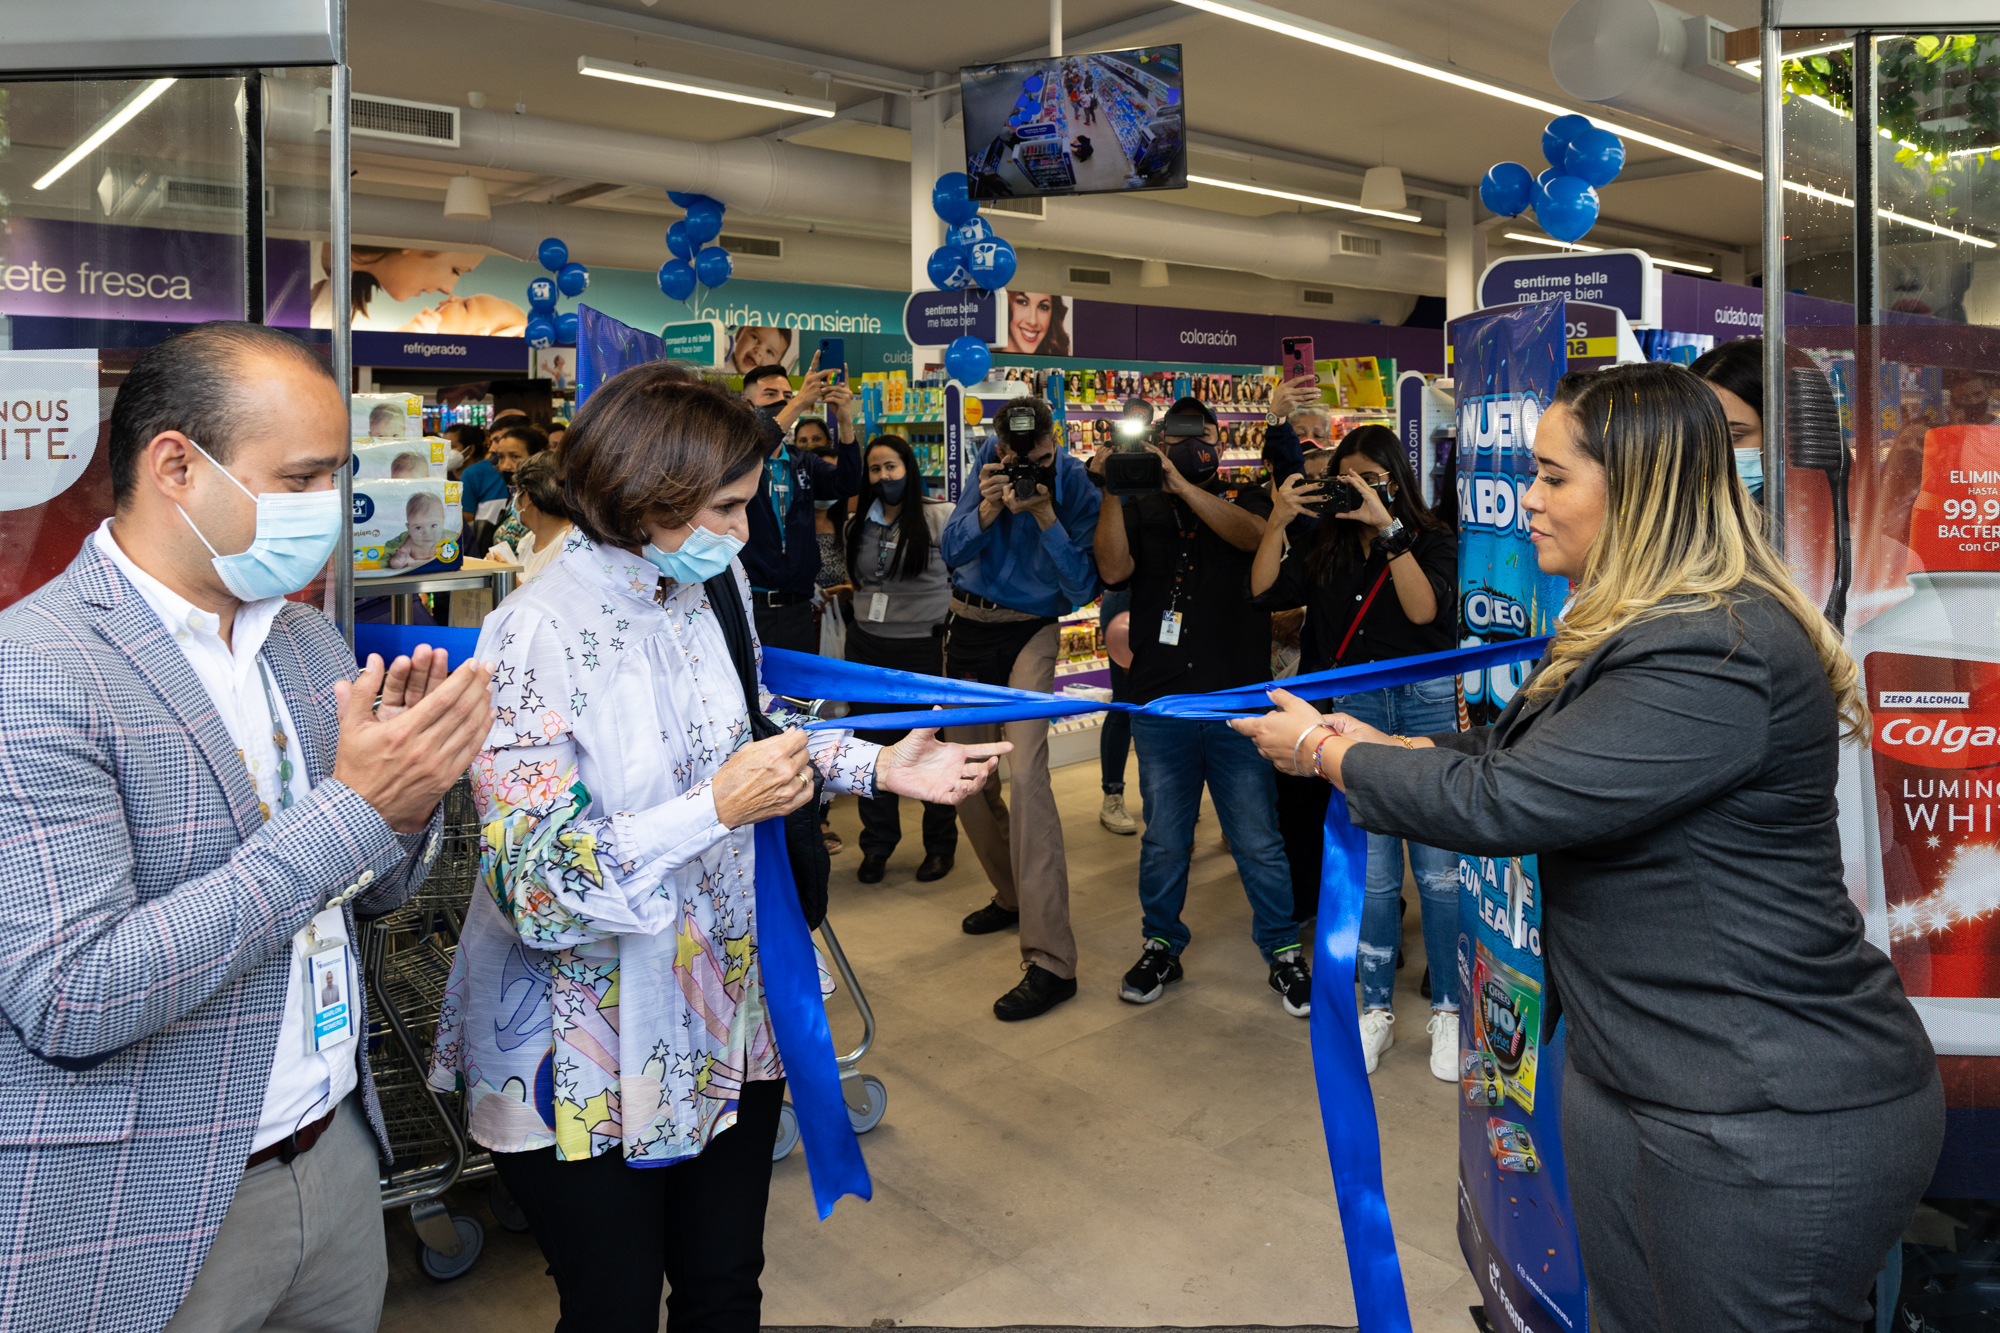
[1312,731,1338,781]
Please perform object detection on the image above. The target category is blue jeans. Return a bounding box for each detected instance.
[1330,680,1461,1013]
[1131,715,1298,962]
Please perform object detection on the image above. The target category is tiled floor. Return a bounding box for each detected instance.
[379,755,1481,1332]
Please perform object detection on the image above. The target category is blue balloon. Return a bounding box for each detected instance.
[667,190,701,207]
[1562,126,1626,188]
[1015,95,1036,110]
[525,315,556,348]
[950,217,996,248]
[683,197,724,244]
[1479,161,1535,218]
[1533,167,1561,214]
[526,277,557,312]
[667,220,696,261]
[694,245,734,288]
[1537,175,1600,244]
[931,172,980,225]
[557,262,589,297]
[658,259,696,301]
[967,237,1017,291]
[555,311,579,345]
[944,335,991,386]
[1541,114,1594,169]
[927,244,972,291]
[1023,74,1043,94]
[536,237,568,273]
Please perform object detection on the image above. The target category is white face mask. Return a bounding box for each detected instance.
[447,449,466,471]
[177,439,343,601]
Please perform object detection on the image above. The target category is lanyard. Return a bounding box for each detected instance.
[872,523,902,583]
[1162,501,1201,615]
[249,655,296,822]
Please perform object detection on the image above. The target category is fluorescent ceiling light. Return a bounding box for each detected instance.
[33,78,176,191]
[1176,0,1996,249]
[577,56,835,118]
[1739,37,1858,76]
[1187,172,1419,221]
[1502,232,1715,273]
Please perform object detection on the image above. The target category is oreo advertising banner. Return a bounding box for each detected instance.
[1447,299,1589,1333]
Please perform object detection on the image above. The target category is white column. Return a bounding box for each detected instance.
[909,87,948,376]
[1444,193,1484,321]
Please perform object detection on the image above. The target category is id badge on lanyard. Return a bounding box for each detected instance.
[303,911,356,1053]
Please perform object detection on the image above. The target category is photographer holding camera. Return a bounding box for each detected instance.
[940,397,1101,1020]
[1249,424,1459,1078]
[1090,398,1310,1018]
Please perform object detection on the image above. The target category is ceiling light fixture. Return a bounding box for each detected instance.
[1175,0,1995,249]
[444,173,491,220]
[576,56,835,118]
[1502,232,1716,273]
[1738,36,1859,76]
[1187,172,1419,222]
[33,78,176,191]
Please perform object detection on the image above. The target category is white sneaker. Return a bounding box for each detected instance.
[1099,791,1138,835]
[1358,1010,1395,1074]
[1426,1011,1459,1083]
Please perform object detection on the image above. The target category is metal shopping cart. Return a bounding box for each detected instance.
[771,914,889,1161]
[366,777,528,1281]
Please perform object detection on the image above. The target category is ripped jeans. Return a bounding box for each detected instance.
[1329,680,1462,1014]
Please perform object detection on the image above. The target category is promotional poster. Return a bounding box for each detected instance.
[1449,299,1588,1333]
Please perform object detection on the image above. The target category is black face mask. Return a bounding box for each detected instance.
[1167,439,1220,487]
[878,476,907,504]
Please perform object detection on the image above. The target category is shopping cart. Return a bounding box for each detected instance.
[770,694,890,1162]
[366,776,528,1281]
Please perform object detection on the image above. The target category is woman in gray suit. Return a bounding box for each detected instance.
[1234,361,1941,1333]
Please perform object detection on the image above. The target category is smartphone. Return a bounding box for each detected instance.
[818,337,846,384]
[1281,336,1315,386]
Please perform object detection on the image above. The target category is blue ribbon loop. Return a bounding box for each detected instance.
[752,818,873,1219]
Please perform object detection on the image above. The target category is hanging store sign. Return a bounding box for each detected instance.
[1480,249,1661,329]
[903,288,1001,346]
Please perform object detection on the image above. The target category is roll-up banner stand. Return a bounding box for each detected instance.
[944,381,969,504]
[1447,297,1591,1333]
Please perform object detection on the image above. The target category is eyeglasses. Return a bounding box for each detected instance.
[1348,470,1392,488]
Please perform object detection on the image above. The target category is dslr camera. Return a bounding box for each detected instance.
[1102,410,1206,498]
[996,402,1051,501]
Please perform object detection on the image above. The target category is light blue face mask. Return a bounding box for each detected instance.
[178,439,344,601]
[643,523,745,584]
[1734,447,1764,496]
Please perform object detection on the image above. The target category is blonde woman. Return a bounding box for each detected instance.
[1232,362,1939,1333]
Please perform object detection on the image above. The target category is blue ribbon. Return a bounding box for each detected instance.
[752,818,873,1219]
[1314,789,1413,1332]
[766,637,1549,732]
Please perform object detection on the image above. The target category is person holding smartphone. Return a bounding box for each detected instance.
[739,353,862,652]
[1249,424,1459,1080]
[845,434,959,884]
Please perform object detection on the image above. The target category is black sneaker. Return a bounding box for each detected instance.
[1269,948,1311,1018]
[1119,939,1183,1004]
[993,963,1077,1021]
[915,851,954,882]
[856,853,888,884]
[961,900,1020,935]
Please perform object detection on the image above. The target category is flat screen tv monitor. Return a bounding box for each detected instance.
[960,45,1185,201]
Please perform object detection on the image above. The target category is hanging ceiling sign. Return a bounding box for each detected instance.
[656,319,728,367]
[1479,249,1661,330]
[903,288,1001,346]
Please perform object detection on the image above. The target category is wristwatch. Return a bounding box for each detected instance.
[1377,519,1417,558]
[1265,410,1283,426]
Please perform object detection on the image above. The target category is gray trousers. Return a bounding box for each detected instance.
[1563,1067,1943,1333]
[164,1096,386,1333]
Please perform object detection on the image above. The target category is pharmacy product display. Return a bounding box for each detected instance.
[352,439,447,481]
[354,477,464,578]
[351,392,423,442]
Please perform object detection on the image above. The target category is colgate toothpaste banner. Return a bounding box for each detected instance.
[1446,299,1588,1332]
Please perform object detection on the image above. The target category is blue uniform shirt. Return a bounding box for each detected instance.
[940,441,1101,618]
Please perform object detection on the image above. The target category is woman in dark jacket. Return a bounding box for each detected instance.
[1249,424,1460,1080]
[1233,362,1940,1333]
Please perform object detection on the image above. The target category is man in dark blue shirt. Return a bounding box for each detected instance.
[740,362,862,651]
[940,398,1100,1021]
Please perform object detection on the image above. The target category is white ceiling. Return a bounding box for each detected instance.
[348,0,1771,279]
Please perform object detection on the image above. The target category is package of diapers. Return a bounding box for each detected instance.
[354,478,463,578]
[351,392,423,443]
[352,438,447,481]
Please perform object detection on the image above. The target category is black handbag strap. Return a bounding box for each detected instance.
[703,572,781,742]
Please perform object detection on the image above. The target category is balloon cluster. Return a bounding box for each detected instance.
[927,172,1014,385]
[1478,115,1624,245]
[657,192,733,303]
[1006,72,1047,129]
[525,238,589,347]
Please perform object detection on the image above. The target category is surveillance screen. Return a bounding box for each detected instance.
[960,45,1185,201]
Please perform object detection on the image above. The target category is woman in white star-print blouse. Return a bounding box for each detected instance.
[428,363,1007,1332]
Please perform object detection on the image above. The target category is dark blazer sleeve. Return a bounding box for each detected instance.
[1427,725,1491,756]
[1343,616,1771,857]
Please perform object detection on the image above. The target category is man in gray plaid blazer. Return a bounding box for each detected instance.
[0,324,493,1333]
